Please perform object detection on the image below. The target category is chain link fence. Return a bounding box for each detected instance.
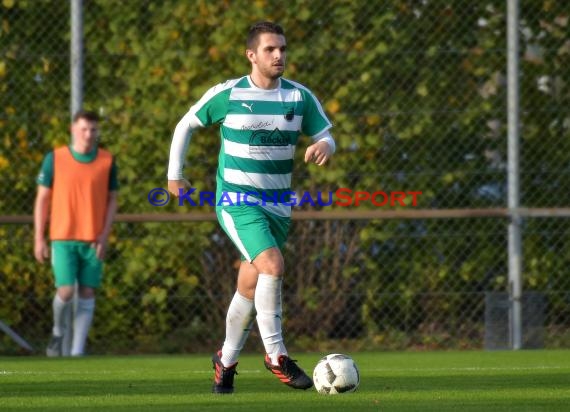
[1,0,569,354]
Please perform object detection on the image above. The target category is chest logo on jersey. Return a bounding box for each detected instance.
[283,104,295,121]
[241,102,254,112]
[249,128,291,154]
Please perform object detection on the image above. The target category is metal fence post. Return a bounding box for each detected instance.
[507,0,522,350]
[71,0,83,117]
[64,0,84,357]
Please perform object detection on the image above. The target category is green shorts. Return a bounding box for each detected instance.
[216,205,290,262]
[51,241,103,288]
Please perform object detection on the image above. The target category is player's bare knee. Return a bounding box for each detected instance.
[253,247,284,275]
[252,261,283,276]
[78,286,95,299]
[253,258,284,276]
[57,287,75,302]
[261,267,284,278]
[237,286,256,300]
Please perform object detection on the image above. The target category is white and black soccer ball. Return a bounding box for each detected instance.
[313,353,360,394]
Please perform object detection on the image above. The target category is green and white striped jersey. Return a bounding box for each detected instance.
[184,75,332,217]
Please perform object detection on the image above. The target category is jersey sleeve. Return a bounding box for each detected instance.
[109,157,119,191]
[190,81,233,127]
[36,151,54,188]
[300,89,332,138]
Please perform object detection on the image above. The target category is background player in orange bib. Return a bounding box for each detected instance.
[34,110,119,357]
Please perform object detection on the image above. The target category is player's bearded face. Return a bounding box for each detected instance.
[253,33,286,80]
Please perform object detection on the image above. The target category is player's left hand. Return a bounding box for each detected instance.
[304,140,333,166]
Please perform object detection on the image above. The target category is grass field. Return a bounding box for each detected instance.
[1,350,569,411]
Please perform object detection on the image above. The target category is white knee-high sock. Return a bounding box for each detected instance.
[71,297,95,356]
[255,274,287,365]
[52,294,72,337]
[221,291,255,367]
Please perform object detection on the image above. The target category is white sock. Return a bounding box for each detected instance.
[255,274,287,365]
[52,294,72,337]
[221,292,255,367]
[71,297,95,356]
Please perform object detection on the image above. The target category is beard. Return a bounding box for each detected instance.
[261,64,284,80]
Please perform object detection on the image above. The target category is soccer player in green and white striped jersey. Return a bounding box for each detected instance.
[167,21,335,394]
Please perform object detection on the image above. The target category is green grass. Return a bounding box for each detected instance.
[1,350,569,411]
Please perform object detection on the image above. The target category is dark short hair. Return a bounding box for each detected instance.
[73,110,100,123]
[247,21,285,50]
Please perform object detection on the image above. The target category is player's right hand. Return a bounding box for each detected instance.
[34,239,50,263]
[168,179,191,197]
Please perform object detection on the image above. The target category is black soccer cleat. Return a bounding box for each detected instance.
[46,335,63,357]
[264,354,313,390]
[212,350,238,394]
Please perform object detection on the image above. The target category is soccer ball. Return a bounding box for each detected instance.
[313,353,360,394]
